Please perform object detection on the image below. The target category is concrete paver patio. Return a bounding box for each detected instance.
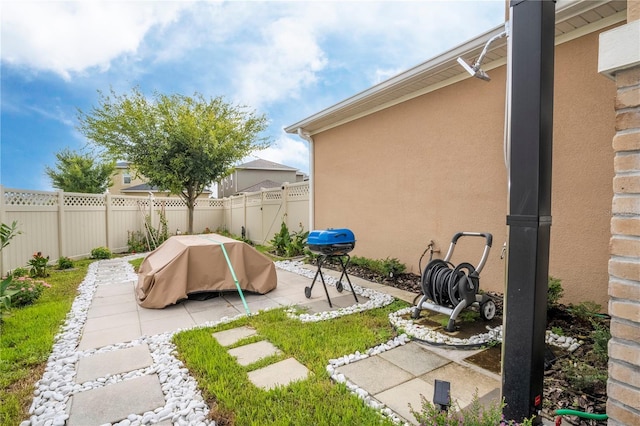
[56,258,506,425]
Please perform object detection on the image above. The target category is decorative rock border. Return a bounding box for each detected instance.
[389,306,582,352]
[325,334,412,425]
[23,257,231,426]
[275,260,395,322]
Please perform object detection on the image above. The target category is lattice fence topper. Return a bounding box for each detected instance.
[154,198,186,208]
[3,189,59,206]
[288,184,309,198]
[232,197,244,206]
[264,190,283,201]
[64,194,105,207]
[112,196,145,208]
[207,199,225,207]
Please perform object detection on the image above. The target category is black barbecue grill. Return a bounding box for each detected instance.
[305,228,358,307]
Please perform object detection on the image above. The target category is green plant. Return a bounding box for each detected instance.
[127,230,149,253]
[11,267,28,277]
[547,276,564,309]
[90,246,112,259]
[3,276,50,308]
[350,256,407,280]
[409,391,534,425]
[591,320,610,364]
[0,221,21,310]
[0,260,92,424]
[0,221,21,251]
[561,360,608,394]
[28,252,50,278]
[551,326,564,336]
[57,256,74,270]
[568,301,602,320]
[270,221,309,257]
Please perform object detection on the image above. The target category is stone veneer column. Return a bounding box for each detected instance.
[599,3,640,424]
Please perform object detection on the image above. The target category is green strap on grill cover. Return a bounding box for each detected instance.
[198,235,251,316]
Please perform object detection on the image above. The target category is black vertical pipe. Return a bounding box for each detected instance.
[502,0,555,423]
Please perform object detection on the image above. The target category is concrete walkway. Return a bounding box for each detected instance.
[51,258,502,425]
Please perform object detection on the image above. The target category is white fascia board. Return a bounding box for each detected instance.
[599,19,640,79]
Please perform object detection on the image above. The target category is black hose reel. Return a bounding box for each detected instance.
[412,232,496,332]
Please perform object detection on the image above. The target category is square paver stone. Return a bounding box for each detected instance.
[375,377,434,424]
[76,344,153,383]
[336,356,414,395]
[379,342,450,376]
[228,341,281,366]
[420,363,500,408]
[248,358,310,390]
[67,374,165,426]
[212,326,257,346]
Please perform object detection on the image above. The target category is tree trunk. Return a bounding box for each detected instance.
[187,199,195,234]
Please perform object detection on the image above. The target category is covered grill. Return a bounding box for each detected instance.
[305,228,358,307]
[307,228,355,255]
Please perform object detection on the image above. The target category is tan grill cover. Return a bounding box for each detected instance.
[136,234,277,309]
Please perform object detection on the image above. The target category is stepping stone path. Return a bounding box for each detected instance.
[212,326,310,390]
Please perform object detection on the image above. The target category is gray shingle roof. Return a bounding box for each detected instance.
[237,159,297,171]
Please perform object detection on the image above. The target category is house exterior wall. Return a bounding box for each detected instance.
[110,167,146,194]
[312,28,616,308]
[219,169,298,197]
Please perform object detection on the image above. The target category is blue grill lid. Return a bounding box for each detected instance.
[307,228,355,246]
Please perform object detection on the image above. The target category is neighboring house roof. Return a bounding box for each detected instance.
[284,0,626,135]
[120,183,168,193]
[237,180,283,193]
[116,161,130,168]
[236,159,298,171]
[121,183,211,194]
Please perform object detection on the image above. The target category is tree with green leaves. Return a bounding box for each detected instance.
[77,88,270,233]
[45,149,115,193]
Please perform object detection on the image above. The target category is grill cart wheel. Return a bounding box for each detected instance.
[480,299,496,321]
[304,286,312,299]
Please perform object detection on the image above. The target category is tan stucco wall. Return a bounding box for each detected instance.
[312,29,615,308]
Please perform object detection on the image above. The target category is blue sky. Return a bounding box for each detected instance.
[1,1,504,192]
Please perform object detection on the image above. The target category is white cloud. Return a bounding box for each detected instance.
[253,133,309,172]
[0,1,188,80]
[233,16,328,108]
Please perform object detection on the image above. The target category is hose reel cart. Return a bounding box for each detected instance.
[412,232,496,331]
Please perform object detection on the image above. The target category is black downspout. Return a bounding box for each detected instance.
[502,0,555,424]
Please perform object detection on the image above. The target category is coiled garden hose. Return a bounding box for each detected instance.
[554,409,607,422]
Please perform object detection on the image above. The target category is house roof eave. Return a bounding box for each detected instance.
[285,0,626,136]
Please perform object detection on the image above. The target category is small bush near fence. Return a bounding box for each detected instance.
[28,252,50,278]
[57,256,74,270]
[270,221,308,257]
[91,247,112,259]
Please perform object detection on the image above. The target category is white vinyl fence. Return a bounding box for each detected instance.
[0,182,308,274]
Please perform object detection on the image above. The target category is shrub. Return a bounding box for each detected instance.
[3,276,50,308]
[547,276,564,309]
[569,301,602,320]
[28,252,50,278]
[591,320,610,364]
[350,256,407,279]
[127,231,149,253]
[57,256,74,270]
[91,246,112,259]
[410,390,534,425]
[270,221,308,258]
[11,267,29,277]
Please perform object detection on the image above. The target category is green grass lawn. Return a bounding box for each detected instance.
[174,301,408,425]
[0,260,93,426]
